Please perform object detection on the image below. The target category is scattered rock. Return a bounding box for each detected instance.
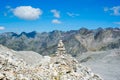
[0,41,102,80]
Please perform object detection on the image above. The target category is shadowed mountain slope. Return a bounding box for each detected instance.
[0,28,120,56]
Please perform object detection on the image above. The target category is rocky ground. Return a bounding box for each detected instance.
[0,40,102,80]
[77,49,120,80]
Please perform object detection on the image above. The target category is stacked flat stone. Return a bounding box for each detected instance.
[57,40,66,55]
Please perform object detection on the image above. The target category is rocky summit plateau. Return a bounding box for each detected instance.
[0,40,102,80]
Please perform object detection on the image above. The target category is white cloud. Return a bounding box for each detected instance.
[0,26,5,30]
[104,6,120,16]
[51,9,60,18]
[52,19,61,24]
[113,22,120,25]
[4,6,13,17]
[13,6,42,20]
[67,12,80,17]
[104,7,109,12]
[111,6,120,16]
[6,6,14,12]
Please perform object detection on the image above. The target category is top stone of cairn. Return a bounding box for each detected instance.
[57,40,66,54]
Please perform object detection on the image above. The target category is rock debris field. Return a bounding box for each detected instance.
[0,40,102,80]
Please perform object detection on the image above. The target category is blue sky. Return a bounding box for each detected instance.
[0,0,120,33]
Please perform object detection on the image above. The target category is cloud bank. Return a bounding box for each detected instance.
[0,26,5,30]
[114,22,120,25]
[13,6,42,20]
[104,6,120,16]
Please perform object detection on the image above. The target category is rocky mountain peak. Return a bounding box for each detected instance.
[0,44,102,80]
[0,28,120,56]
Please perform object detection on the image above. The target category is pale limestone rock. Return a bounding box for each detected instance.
[0,73,4,79]
[57,40,66,54]
[0,44,102,80]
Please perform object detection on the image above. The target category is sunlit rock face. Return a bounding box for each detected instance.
[0,41,102,80]
[0,28,120,56]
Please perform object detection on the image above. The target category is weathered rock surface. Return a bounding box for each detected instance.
[0,41,102,80]
[0,28,120,56]
[76,49,120,80]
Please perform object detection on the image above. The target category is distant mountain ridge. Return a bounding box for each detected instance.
[0,27,120,56]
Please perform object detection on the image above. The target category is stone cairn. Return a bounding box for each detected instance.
[56,40,66,55]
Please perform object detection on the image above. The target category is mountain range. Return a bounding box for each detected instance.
[0,27,120,80]
[0,27,120,56]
